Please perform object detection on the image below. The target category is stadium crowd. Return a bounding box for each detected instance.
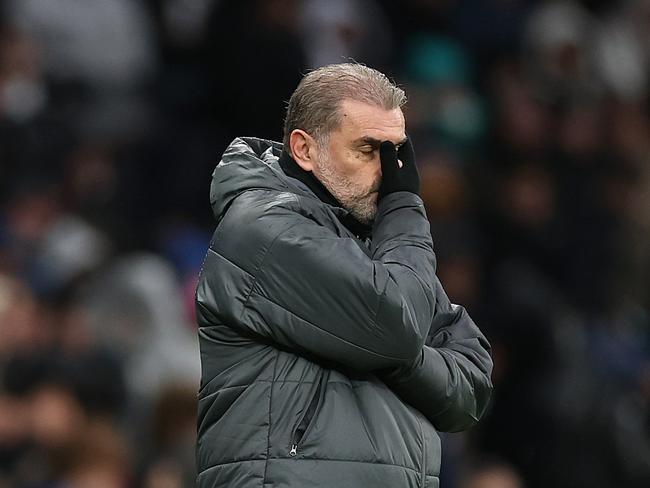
[0,0,649,487]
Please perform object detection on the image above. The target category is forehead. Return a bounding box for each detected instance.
[335,99,405,142]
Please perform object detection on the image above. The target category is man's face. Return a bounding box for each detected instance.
[312,99,406,225]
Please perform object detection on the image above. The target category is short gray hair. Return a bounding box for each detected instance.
[283,63,406,152]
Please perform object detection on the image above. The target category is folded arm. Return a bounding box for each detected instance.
[378,277,493,432]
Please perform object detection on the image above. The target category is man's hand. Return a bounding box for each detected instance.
[378,138,420,199]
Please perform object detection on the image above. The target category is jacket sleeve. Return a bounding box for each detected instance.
[196,190,437,372]
[378,277,493,432]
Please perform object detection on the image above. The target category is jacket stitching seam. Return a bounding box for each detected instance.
[197,379,382,401]
[418,416,426,488]
[262,351,280,486]
[201,378,371,387]
[241,220,297,311]
[206,247,253,277]
[197,457,436,477]
[378,258,436,302]
[373,276,390,338]
[247,287,408,362]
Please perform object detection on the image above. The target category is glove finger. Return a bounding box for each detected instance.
[380,141,398,174]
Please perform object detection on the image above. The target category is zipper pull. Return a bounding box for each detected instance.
[289,444,297,456]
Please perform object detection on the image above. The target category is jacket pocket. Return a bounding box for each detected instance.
[289,372,327,457]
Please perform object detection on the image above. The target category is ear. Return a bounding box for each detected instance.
[289,129,318,172]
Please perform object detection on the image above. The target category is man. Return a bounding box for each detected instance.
[196,63,493,487]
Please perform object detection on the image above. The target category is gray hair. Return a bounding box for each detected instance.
[283,63,406,152]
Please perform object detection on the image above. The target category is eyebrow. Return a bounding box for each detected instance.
[354,136,408,147]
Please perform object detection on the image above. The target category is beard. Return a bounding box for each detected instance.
[313,151,380,225]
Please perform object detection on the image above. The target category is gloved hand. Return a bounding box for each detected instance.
[378,137,420,200]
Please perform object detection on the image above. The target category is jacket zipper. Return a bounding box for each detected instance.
[289,376,325,457]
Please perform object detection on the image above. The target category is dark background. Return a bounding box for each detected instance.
[1,1,649,487]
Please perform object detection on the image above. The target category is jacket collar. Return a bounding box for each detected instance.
[279,149,372,239]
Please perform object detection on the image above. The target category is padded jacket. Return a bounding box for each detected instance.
[195,137,493,487]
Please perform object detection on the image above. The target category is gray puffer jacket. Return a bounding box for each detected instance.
[195,137,493,487]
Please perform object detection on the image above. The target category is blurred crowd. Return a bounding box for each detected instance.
[0,0,649,487]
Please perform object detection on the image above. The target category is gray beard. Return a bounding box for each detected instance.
[313,155,378,225]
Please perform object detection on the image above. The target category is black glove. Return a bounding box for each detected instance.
[378,137,420,200]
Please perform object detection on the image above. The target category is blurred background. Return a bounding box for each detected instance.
[0,0,649,487]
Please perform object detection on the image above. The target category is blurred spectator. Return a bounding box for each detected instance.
[459,462,524,488]
[0,25,46,123]
[5,0,155,90]
[401,34,486,155]
[523,1,600,102]
[55,419,132,488]
[593,0,650,101]
[2,184,111,297]
[139,384,197,487]
[299,0,393,70]
[5,0,157,140]
[80,255,199,402]
[0,272,47,355]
